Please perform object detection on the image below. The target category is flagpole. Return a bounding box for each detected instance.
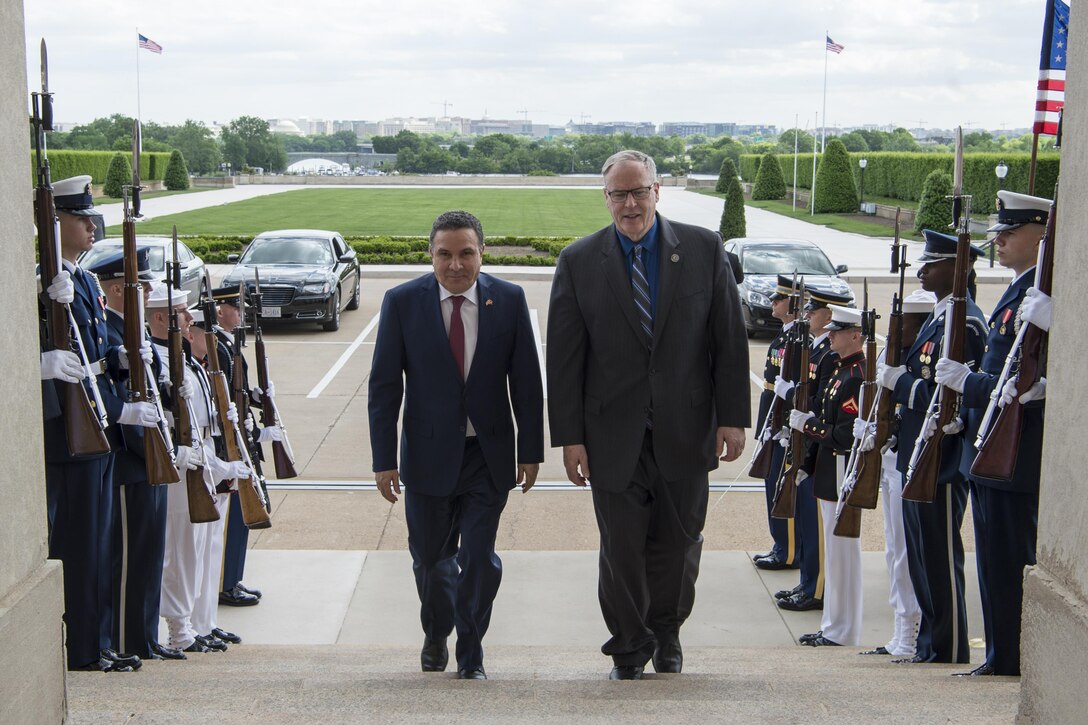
[821,30,829,153]
[792,113,799,211]
[136,27,142,123]
[811,111,818,216]
[1028,132,1040,194]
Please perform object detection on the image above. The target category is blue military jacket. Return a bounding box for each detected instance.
[892,294,987,481]
[959,269,1044,493]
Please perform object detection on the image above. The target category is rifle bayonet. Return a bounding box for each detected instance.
[951,127,964,228]
[130,120,143,218]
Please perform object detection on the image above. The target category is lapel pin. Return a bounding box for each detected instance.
[671,254,680,262]
[485,299,493,306]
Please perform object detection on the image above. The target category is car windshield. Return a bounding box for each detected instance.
[240,238,333,265]
[743,246,836,276]
[81,243,166,272]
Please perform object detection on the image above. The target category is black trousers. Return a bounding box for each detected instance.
[796,474,823,598]
[220,492,249,593]
[902,475,969,664]
[404,438,509,671]
[761,443,795,564]
[591,431,709,667]
[111,480,168,658]
[971,481,1039,675]
[46,456,114,669]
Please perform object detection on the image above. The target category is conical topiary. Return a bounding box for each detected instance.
[913,169,955,234]
[718,159,747,241]
[751,151,786,201]
[715,157,735,193]
[812,139,858,213]
[104,152,132,198]
[164,149,191,191]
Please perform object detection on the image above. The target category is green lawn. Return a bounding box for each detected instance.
[745,199,923,239]
[108,188,613,237]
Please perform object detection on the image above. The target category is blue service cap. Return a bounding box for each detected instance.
[53,175,97,216]
[916,230,984,265]
[84,246,156,281]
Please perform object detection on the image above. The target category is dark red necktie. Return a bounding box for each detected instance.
[449,295,465,379]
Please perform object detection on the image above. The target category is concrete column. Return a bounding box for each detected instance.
[1017,11,1088,722]
[0,3,67,722]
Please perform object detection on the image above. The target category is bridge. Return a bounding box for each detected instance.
[285,151,396,171]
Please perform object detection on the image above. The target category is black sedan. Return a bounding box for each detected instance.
[221,229,360,331]
[723,238,854,337]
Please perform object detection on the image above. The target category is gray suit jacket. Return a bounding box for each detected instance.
[546,215,751,492]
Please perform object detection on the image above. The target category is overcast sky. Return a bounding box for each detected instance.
[23,0,1066,133]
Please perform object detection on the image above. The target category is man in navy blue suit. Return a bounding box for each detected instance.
[935,190,1051,676]
[368,210,544,680]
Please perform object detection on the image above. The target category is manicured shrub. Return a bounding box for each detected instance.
[914,170,955,234]
[103,153,132,198]
[718,159,746,240]
[813,139,859,213]
[751,151,786,200]
[164,150,191,190]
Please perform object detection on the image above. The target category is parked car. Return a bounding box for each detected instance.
[723,237,854,337]
[221,229,360,332]
[78,236,212,302]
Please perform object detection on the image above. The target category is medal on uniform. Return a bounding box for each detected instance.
[1002,307,1014,335]
[921,365,931,380]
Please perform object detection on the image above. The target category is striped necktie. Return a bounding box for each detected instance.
[631,244,653,344]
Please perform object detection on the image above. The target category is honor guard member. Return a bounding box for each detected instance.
[776,287,852,611]
[935,191,1051,676]
[878,230,987,665]
[39,176,144,672]
[788,305,865,646]
[855,290,933,658]
[151,285,244,653]
[90,248,187,661]
[752,275,803,571]
[209,285,277,609]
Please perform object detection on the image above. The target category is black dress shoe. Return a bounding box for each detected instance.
[802,635,841,647]
[182,640,211,653]
[421,636,449,672]
[952,663,995,677]
[149,642,187,660]
[798,631,822,644]
[775,584,804,600]
[777,592,823,611]
[609,665,644,680]
[892,654,926,664]
[753,555,793,571]
[101,649,142,671]
[219,585,260,607]
[195,634,228,652]
[752,551,775,562]
[859,646,891,656]
[73,656,134,673]
[212,628,242,644]
[652,634,683,674]
[236,582,263,599]
[457,667,487,680]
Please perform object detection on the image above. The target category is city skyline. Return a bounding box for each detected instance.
[24,1,1061,133]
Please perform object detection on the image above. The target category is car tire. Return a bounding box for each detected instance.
[322,290,341,331]
[346,274,360,311]
[742,304,757,338]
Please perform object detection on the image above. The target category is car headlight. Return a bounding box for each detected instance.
[302,282,330,295]
[747,289,771,307]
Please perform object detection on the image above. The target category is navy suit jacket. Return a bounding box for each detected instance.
[368,272,544,496]
[960,270,1044,492]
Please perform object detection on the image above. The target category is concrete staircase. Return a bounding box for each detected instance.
[67,644,1019,723]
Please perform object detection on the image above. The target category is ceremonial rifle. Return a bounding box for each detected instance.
[252,269,299,479]
[903,128,971,503]
[122,121,178,484]
[229,290,274,526]
[167,227,218,521]
[32,39,110,456]
[749,272,800,478]
[971,188,1056,479]
[844,279,881,509]
[771,280,808,519]
[867,216,909,459]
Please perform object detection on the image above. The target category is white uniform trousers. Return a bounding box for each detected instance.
[880,449,921,656]
[191,491,230,637]
[160,475,206,650]
[820,497,863,646]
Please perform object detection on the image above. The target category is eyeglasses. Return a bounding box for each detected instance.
[606,185,655,203]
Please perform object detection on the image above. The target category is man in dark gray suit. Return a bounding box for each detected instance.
[547,150,750,680]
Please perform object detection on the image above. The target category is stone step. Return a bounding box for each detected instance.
[68,644,1019,724]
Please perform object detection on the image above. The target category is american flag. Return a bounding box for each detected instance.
[138,33,163,54]
[826,35,844,54]
[1033,0,1069,136]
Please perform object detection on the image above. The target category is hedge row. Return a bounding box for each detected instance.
[739,152,1061,213]
[32,150,173,185]
[183,235,575,265]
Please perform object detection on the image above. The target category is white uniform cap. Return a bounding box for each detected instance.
[902,289,937,315]
[145,280,190,308]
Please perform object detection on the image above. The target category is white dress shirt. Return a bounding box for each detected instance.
[438,281,479,436]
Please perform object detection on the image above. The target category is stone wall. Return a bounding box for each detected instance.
[0,2,67,722]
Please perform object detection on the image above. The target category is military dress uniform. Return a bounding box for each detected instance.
[890,231,987,664]
[957,191,1050,676]
[40,177,129,671]
[793,306,865,646]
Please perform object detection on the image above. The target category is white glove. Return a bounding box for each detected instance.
[942,417,965,435]
[46,271,75,304]
[119,401,159,428]
[41,350,83,383]
[253,381,276,402]
[227,460,252,479]
[773,375,794,401]
[1019,288,1052,332]
[853,418,876,451]
[258,425,284,443]
[175,446,196,472]
[189,443,206,467]
[934,358,971,393]
[119,341,154,370]
[758,425,772,443]
[878,362,907,390]
[1000,376,1046,406]
[881,435,898,455]
[225,402,238,424]
[244,415,254,433]
[789,409,814,432]
[176,377,194,401]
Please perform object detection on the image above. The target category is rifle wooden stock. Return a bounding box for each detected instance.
[254,332,298,479]
[833,500,863,538]
[169,343,217,523]
[771,320,810,520]
[846,340,881,509]
[748,434,774,479]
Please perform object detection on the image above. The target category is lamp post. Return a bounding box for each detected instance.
[858,157,868,213]
[992,159,1009,267]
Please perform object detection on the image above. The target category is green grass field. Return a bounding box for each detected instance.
[108,188,613,237]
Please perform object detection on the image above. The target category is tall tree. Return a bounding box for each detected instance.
[220,115,287,172]
[718,159,746,241]
[168,120,221,174]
